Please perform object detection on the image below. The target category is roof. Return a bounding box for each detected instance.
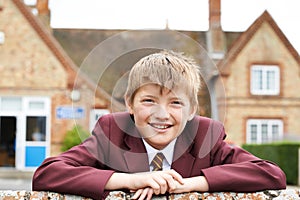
[12,0,123,110]
[218,10,300,76]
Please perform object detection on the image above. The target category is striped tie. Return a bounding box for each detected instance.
[151,153,164,171]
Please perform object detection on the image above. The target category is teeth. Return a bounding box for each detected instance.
[151,124,169,129]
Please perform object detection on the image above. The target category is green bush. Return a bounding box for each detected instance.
[242,142,300,185]
[61,125,90,152]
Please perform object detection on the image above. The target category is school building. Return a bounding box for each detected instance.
[0,0,299,172]
[0,0,125,171]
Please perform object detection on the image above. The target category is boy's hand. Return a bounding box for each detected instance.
[105,169,185,199]
[131,169,184,195]
[130,188,153,200]
[126,169,184,199]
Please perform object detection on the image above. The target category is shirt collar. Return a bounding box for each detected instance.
[142,138,177,166]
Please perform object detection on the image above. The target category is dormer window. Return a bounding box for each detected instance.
[250,65,280,95]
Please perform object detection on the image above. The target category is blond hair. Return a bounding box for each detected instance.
[125,50,201,108]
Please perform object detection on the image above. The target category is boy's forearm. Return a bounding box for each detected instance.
[190,176,209,192]
[169,176,209,193]
[105,173,133,190]
[105,172,209,194]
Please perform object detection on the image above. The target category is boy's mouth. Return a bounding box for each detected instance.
[148,123,173,130]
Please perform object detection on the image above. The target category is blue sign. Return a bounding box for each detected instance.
[56,106,85,119]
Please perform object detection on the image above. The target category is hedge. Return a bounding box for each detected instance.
[61,125,90,152]
[242,142,300,185]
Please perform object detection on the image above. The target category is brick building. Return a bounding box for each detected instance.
[0,0,122,170]
[216,11,300,144]
[48,0,300,146]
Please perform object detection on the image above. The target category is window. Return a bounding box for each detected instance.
[26,116,46,141]
[246,119,283,144]
[1,97,22,111]
[29,101,45,110]
[250,65,280,95]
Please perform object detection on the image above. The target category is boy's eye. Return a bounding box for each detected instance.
[141,98,155,103]
[171,100,184,106]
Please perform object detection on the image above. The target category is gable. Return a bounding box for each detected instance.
[222,21,300,98]
[0,0,68,88]
[219,11,300,77]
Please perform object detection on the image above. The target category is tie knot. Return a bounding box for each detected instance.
[151,152,164,171]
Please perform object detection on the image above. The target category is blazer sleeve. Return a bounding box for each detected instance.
[201,123,286,192]
[32,115,116,200]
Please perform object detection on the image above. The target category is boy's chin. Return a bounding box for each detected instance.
[144,137,172,150]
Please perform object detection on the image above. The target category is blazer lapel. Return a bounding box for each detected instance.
[172,152,195,178]
[124,150,149,173]
[171,119,198,178]
[123,127,149,173]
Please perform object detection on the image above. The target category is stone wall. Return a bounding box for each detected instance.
[0,189,299,200]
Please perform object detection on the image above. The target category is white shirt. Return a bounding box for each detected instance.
[142,138,177,171]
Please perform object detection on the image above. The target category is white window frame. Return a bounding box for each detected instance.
[250,65,280,95]
[246,119,283,144]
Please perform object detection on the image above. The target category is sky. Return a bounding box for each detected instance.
[25,0,300,53]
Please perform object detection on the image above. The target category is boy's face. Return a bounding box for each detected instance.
[126,83,196,150]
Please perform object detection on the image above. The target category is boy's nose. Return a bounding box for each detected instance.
[153,105,170,120]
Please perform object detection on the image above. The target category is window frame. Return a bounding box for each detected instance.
[250,65,280,95]
[246,119,283,144]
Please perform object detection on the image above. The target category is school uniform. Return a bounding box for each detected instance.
[32,112,286,200]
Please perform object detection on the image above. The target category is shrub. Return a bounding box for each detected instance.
[61,125,90,152]
[242,142,300,185]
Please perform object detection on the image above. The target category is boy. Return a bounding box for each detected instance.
[32,50,286,200]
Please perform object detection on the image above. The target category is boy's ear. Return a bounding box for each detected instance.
[188,106,197,121]
[125,97,134,114]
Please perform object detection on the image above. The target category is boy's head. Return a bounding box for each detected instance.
[124,50,201,150]
[125,50,201,109]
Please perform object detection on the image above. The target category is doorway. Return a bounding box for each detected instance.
[0,116,16,167]
[0,96,50,170]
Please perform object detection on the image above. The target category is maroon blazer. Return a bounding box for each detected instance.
[32,112,286,200]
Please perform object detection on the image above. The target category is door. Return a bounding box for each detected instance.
[25,116,47,167]
[0,116,16,167]
[0,96,50,170]
[23,97,50,170]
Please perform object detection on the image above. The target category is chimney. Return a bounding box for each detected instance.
[209,0,221,30]
[36,0,49,15]
[36,0,51,31]
[206,0,226,61]
[24,0,51,30]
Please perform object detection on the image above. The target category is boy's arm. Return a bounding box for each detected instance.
[168,176,209,194]
[32,138,115,200]
[33,115,119,200]
[201,140,286,192]
[170,142,285,194]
